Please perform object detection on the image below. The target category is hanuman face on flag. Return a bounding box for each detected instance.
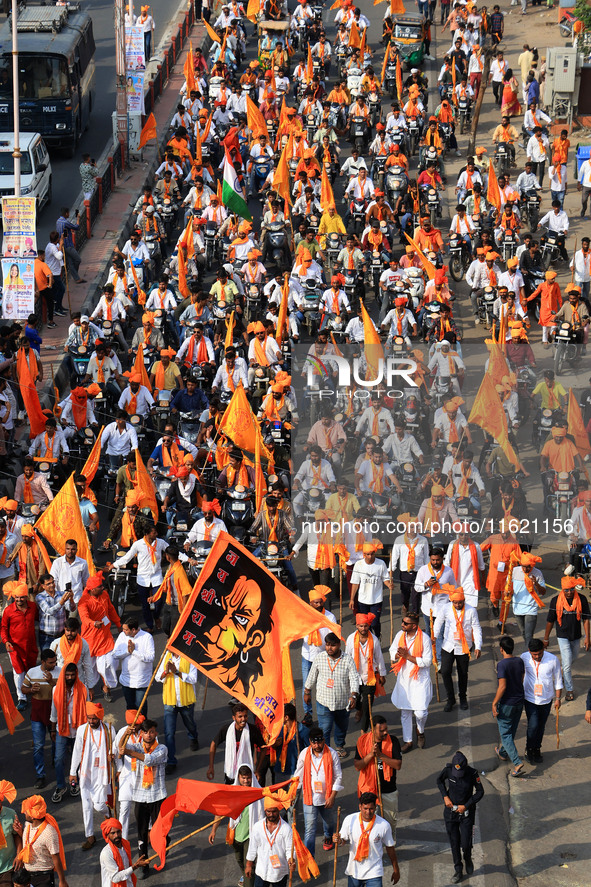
[171,544,276,698]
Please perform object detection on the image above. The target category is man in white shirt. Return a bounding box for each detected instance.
[578,158,591,219]
[50,539,90,605]
[114,526,168,632]
[434,587,482,712]
[383,417,424,468]
[521,638,562,764]
[346,613,386,731]
[538,200,570,261]
[245,797,295,883]
[570,236,591,299]
[111,616,155,712]
[99,819,139,887]
[118,376,155,420]
[294,727,344,855]
[526,127,549,186]
[292,447,336,516]
[335,793,399,885]
[350,542,392,639]
[102,412,139,468]
[415,548,457,656]
[390,515,429,613]
[445,524,485,608]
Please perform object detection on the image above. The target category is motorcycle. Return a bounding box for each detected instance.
[424,186,442,224]
[408,117,420,156]
[368,250,384,297]
[221,485,254,543]
[347,66,363,98]
[204,220,217,269]
[68,345,90,386]
[500,228,518,265]
[494,141,511,176]
[543,469,577,527]
[350,115,367,152]
[325,232,344,274]
[477,285,497,327]
[157,199,178,245]
[540,229,564,270]
[515,365,536,424]
[448,233,471,281]
[301,280,321,336]
[520,190,540,232]
[553,322,581,375]
[266,221,288,266]
[178,409,202,446]
[251,155,273,199]
[350,197,366,236]
[458,95,472,134]
[367,91,381,127]
[184,539,214,581]
[373,155,387,191]
[532,407,554,451]
[251,365,272,411]
[405,267,425,310]
[243,283,262,324]
[108,551,133,618]
[324,312,348,343]
[386,171,407,208]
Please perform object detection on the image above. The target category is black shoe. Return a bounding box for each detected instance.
[533,749,543,763]
[444,699,456,712]
[465,859,474,876]
[582,209,587,218]
[525,749,535,765]
[492,604,499,618]
[452,871,463,883]
[138,867,149,880]
[460,700,469,711]
[34,777,47,789]
[165,764,177,775]
[190,738,200,751]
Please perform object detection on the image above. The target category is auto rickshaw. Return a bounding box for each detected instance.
[390,14,427,69]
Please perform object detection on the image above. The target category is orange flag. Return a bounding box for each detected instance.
[0,671,24,734]
[306,43,313,81]
[360,299,384,382]
[166,532,342,740]
[329,0,343,8]
[272,137,291,205]
[254,429,266,513]
[485,341,511,385]
[330,333,344,356]
[276,273,289,346]
[380,42,390,86]
[391,0,406,11]
[193,124,203,165]
[35,473,96,574]
[80,425,104,500]
[246,0,259,21]
[177,245,190,300]
[16,347,46,438]
[568,388,591,456]
[451,58,458,105]
[138,113,157,150]
[396,55,403,103]
[320,162,335,211]
[348,20,361,48]
[203,18,221,43]
[487,158,501,213]
[135,448,159,521]
[218,382,271,461]
[184,43,196,94]
[359,28,366,68]
[133,344,153,393]
[293,824,320,881]
[149,776,295,869]
[468,372,521,470]
[246,95,269,140]
[129,261,146,306]
[281,645,295,703]
[179,216,195,260]
[404,232,436,280]
[224,310,236,351]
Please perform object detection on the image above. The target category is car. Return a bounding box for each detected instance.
[390,14,427,70]
[0,132,52,211]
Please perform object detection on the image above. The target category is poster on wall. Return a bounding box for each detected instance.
[1,196,37,258]
[1,257,35,319]
[126,71,145,114]
[125,25,146,70]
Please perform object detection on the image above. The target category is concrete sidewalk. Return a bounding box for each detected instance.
[35,13,206,394]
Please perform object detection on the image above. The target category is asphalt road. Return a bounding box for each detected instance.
[31,0,187,246]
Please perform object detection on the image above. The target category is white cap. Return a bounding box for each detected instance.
[81,314,89,322]
[411,68,419,74]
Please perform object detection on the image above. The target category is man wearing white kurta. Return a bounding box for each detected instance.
[246,798,295,884]
[70,702,117,849]
[111,616,155,712]
[415,549,457,661]
[434,587,482,712]
[444,527,485,608]
[389,613,433,753]
[114,712,146,840]
[390,518,429,613]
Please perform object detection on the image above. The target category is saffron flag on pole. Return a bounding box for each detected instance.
[246,95,269,140]
[135,448,159,521]
[166,532,342,740]
[129,260,146,306]
[348,20,361,47]
[380,42,390,85]
[404,232,436,280]
[224,310,235,350]
[272,137,291,205]
[468,372,521,471]
[133,344,153,392]
[80,426,103,503]
[35,474,96,574]
[275,273,289,346]
[246,0,260,22]
[485,340,511,386]
[222,150,252,221]
[203,18,221,43]
[149,777,295,869]
[359,299,384,383]
[183,43,196,94]
[396,54,403,103]
[218,381,271,461]
[320,162,335,211]
[16,347,46,438]
[391,0,406,12]
[487,158,501,213]
[254,430,266,513]
[568,387,591,456]
[138,113,157,150]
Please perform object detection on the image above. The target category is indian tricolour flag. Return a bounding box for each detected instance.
[221,151,251,222]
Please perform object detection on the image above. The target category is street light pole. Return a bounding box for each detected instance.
[114,0,128,166]
[11,0,20,196]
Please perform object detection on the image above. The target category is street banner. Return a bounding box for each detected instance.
[126,71,145,114]
[1,196,37,258]
[1,257,35,318]
[125,25,145,70]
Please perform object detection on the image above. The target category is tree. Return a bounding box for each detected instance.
[573,0,591,30]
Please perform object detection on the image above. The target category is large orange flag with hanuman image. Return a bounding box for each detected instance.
[167,532,341,741]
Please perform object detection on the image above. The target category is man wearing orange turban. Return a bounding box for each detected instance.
[69,701,116,850]
[77,573,120,700]
[301,588,337,726]
[345,613,386,731]
[100,818,140,887]
[434,586,483,712]
[19,795,67,887]
[543,574,591,702]
[511,553,546,647]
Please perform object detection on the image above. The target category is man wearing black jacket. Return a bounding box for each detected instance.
[437,750,484,883]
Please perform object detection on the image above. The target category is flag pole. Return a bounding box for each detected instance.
[389,564,394,647]
[556,707,560,748]
[429,609,440,703]
[141,818,218,866]
[339,554,343,626]
[332,806,341,887]
[571,237,577,283]
[126,646,169,731]
[288,807,296,887]
[201,677,210,711]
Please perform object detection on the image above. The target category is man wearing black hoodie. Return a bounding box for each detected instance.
[437,750,484,883]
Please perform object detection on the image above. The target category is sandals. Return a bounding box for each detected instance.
[495,746,509,761]
[510,765,525,778]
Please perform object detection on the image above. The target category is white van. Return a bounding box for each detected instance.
[0,132,52,210]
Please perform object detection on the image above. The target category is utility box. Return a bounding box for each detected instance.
[545,46,582,124]
[548,46,578,91]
